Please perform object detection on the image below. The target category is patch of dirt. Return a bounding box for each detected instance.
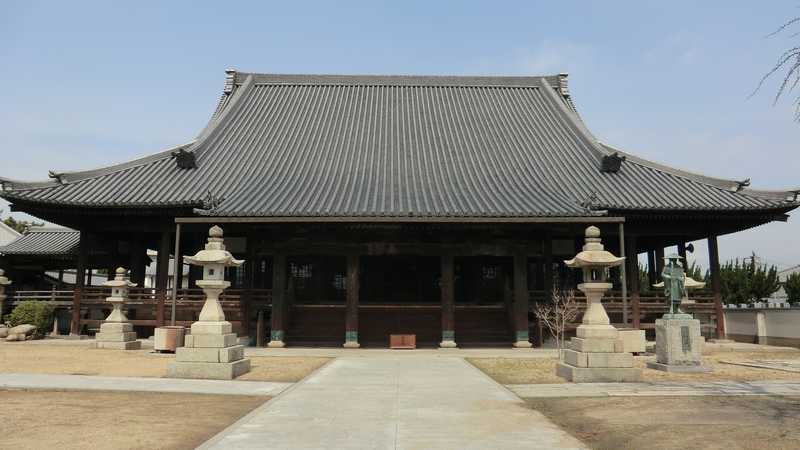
[527,396,800,450]
[238,356,330,382]
[467,351,800,385]
[0,343,330,382]
[0,389,266,450]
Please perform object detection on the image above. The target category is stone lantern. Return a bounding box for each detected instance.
[0,269,11,321]
[168,226,251,379]
[556,226,641,382]
[94,267,141,350]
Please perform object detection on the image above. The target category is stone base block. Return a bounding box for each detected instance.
[167,358,251,380]
[562,349,633,368]
[267,340,285,348]
[185,333,238,349]
[176,345,245,363]
[647,361,713,373]
[343,341,361,348]
[439,340,457,348]
[655,317,704,366]
[190,321,232,335]
[94,340,141,350]
[556,362,641,383]
[512,340,532,348]
[570,337,624,353]
[99,322,133,333]
[576,325,620,340]
[94,331,137,342]
[618,329,647,353]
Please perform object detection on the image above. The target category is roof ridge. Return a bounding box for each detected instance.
[233,71,562,88]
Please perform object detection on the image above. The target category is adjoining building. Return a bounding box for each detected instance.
[0,220,21,247]
[1,70,797,347]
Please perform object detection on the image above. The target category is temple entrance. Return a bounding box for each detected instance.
[359,256,440,347]
[454,256,514,346]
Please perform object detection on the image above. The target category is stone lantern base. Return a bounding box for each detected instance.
[93,322,141,350]
[556,325,641,382]
[168,321,250,380]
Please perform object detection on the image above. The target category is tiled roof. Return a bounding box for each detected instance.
[1,71,797,218]
[0,227,79,256]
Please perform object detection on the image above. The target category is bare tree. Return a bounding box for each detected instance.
[753,17,800,121]
[534,287,579,360]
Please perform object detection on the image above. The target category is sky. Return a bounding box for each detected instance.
[0,1,798,271]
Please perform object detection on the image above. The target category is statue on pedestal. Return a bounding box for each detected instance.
[647,254,711,373]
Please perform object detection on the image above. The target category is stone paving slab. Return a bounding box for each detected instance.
[200,356,587,449]
[0,373,290,396]
[508,380,800,398]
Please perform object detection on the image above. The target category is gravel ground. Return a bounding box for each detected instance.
[0,343,330,382]
[527,396,800,450]
[468,351,800,385]
[0,389,267,450]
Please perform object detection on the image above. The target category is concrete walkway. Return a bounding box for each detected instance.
[200,356,586,450]
[0,373,290,396]
[508,380,800,398]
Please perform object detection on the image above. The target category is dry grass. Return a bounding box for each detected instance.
[468,351,800,385]
[0,389,266,450]
[527,396,800,450]
[0,342,330,382]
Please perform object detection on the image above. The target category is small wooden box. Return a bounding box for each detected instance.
[390,334,416,349]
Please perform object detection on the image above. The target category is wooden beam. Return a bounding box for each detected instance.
[176,216,626,224]
[70,232,88,335]
[344,254,360,348]
[440,254,455,347]
[708,234,725,338]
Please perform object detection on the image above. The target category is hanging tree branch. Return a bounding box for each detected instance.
[752,17,800,121]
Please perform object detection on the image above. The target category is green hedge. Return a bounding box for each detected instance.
[5,301,55,337]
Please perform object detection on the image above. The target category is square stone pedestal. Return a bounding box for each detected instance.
[556,325,641,383]
[646,315,711,373]
[168,321,251,380]
[93,322,141,350]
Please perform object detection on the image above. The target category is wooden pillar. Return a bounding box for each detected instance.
[128,239,145,287]
[647,250,657,287]
[344,254,361,348]
[677,242,687,263]
[71,232,88,335]
[655,246,666,281]
[155,230,171,327]
[619,223,628,325]
[626,234,641,329]
[107,237,118,281]
[708,234,725,338]
[241,233,257,339]
[440,254,456,348]
[543,235,554,298]
[268,254,287,347]
[512,253,532,348]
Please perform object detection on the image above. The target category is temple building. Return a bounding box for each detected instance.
[1,70,798,347]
